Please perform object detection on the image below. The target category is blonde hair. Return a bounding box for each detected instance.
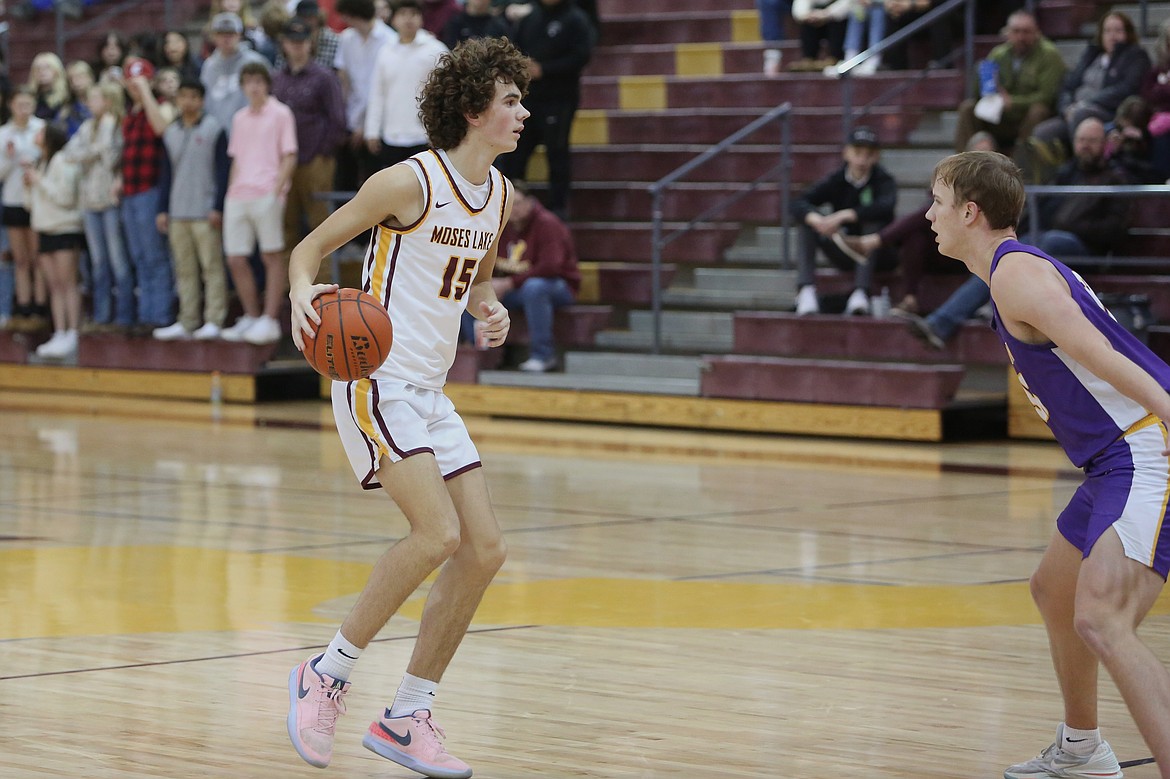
[89,80,126,121]
[932,151,1025,231]
[28,52,70,111]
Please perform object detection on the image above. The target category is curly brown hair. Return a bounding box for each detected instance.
[419,37,530,151]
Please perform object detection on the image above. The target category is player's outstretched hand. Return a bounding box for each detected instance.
[289,282,340,352]
[478,300,510,348]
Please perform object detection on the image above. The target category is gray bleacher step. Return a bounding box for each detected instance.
[476,370,701,396]
[565,351,704,380]
[907,111,958,147]
[662,287,796,310]
[628,309,733,335]
[688,267,794,293]
[877,148,947,187]
[594,327,734,353]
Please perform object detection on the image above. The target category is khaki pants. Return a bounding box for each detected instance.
[168,219,226,331]
[284,155,337,255]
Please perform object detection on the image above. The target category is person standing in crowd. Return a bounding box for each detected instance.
[495,0,593,218]
[63,81,132,333]
[421,0,461,36]
[790,124,898,316]
[28,53,70,123]
[220,62,298,345]
[757,0,793,75]
[955,10,1065,157]
[154,80,231,341]
[162,30,204,82]
[272,18,346,264]
[334,0,396,190]
[201,12,270,137]
[440,0,509,49]
[94,32,129,84]
[28,124,84,359]
[0,88,48,332]
[366,0,448,171]
[119,58,177,334]
[59,61,95,138]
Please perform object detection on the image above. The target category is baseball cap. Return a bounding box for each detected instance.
[124,57,155,80]
[283,18,312,40]
[848,125,880,148]
[295,0,319,17]
[210,11,244,34]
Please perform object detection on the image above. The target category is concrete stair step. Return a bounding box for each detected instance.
[662,287,796,311]
[628,309,734,334]
[564,351,704,380]
[476,370,701,396]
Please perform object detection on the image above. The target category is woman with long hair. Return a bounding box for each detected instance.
[28,123,85,358]
[161,30,203,82]
[27,52,70,123]
[94,32,129,83]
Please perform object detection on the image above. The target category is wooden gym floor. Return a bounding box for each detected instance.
[0,390,1165,778]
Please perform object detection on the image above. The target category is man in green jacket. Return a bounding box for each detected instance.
[954,9,1066,155]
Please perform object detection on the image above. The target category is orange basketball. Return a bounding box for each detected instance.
[304,289,393,381]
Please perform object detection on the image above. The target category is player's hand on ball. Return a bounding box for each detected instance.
[290,282,340,351]
[477,301,509,348]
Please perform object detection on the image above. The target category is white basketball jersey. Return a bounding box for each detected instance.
[362,149,510,389]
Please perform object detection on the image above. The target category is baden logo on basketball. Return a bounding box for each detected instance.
[304,289,394,382]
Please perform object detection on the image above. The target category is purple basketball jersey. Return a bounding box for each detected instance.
[990,239,1170,467]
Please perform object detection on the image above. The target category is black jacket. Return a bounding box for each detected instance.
[790,164,898,233]
[509,0,593,103]
[1059,41,1151,117]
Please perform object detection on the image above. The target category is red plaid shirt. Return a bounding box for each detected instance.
[121,106,163,195]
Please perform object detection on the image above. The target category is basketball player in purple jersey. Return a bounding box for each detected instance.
[927,150,1170,779]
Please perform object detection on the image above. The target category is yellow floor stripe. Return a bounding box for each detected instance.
[619,75,667,111]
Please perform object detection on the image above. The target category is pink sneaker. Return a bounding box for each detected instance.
[287,654,350,768]
[362,709,472,778]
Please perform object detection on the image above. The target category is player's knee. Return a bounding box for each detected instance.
[418,520,462,564]
[1072,607,1124,660]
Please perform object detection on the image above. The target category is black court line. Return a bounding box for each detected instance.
[1121,757,1156,769]
[0,624,540,682]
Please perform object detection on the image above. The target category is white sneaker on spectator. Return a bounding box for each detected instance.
[192,322,222,340]
[518,357,555,373]
[845,288,870,315]
[763,48,782,76]
[39,329,78,358]
[221,315,259,342]
[243,315,281,345]
[795,285,819,316]
[153,322,192,341]
[35,331,65,357]
[854,57,879,76]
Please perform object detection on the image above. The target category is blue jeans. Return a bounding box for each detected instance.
[121,187,173,326]
[84,207,135,325]
[845,4,885,55]
[926,274,989,341]
[1035,229,1090,260]
[502,276,575,363]
[756,0,792,43]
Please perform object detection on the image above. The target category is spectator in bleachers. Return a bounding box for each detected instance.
[220,62,298,345]
[421,0,461,37]
[841,131,997,317]
[375,0,391,24]
[495,0,594,219]
[128,31,163,68]
[202,12,271,137]
[59,61,95,138]
[440,0,510,49]
[28,53,70,123]
[1032,116,1132,259]
[94,32,129,84]
[838,0,885,76]
[257,0,293,64]
[205,0,267,56]
[334,0,396,190]
[463,180,580,372]
[756,0,793,76]
[1141,18,1170,180]
[28,124,84,359]
[0,88,48,333]
[292,0,342,69]
[1105,94,1160,183]
[786,0,848,72]
[790,124,897,316]
[272,18,346,259]
[119,57,176,333]
[882,0,953,71]
[154,67,182,104]
[366,0,447,170]
[63,81,132,333]
[496,0,600,43]
[154,80,230,341]
[162,30,204,83]
[1027,10,1149,183]
[954,10,1065,157]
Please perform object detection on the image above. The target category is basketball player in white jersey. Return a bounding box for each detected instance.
[283,37,530,779]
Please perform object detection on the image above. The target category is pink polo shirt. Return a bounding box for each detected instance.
[226,96,298,200]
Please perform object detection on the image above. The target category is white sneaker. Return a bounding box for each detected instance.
[220,315,259,342]
[192,322,222,340]
[845,288,870,315]
[242,315,281,345]
[1004,724,1122,779]
[822,61,843,77]
[763,48,782,76]
[38,329,78,358]
[152,322,192,341]
[518,357,555,373]
[854,57,879,76]
[795,285,819,316]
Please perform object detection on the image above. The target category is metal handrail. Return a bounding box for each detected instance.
[646,101,793,355]
[833,0,976,140]
[55,0,174,60]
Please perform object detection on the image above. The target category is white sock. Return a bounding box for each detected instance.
[1062,724,1101,756]
[313,630,362,682]
[388,672,439,718]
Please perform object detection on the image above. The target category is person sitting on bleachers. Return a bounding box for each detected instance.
[1140,18,1170,180]
[790,124,897,316]
[787,0,849,72]
[1105,95,1161,183]
[954,10,1065,158]
[1026,10,1149,183]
